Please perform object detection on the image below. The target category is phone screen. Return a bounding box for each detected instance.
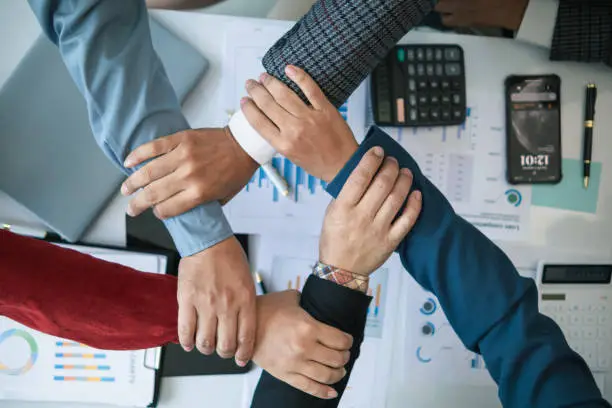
[506,76,561,184]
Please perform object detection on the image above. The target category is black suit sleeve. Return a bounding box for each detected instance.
[550,0,612,66]
[251,275,371,408]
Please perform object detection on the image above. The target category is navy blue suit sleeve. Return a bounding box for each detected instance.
[326,127,608,408]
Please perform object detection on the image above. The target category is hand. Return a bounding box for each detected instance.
[121,127,258,219]
[177,236,256,366]
[320,147,422,276]
[435,0,529,30]
[241,65,358,182]
[253,290,353,400]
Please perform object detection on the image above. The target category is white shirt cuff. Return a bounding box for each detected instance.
[228,110,277,165]
[515,0,559,49]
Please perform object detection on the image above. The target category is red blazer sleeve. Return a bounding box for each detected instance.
[0,229,178,350]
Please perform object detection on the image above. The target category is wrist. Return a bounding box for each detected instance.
[312,261,369,293]
[228,110,276,165]
[321,142,359,183]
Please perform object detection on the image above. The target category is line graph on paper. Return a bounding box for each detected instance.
[382,106,478,204]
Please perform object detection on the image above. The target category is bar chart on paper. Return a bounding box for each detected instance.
[222,21,368,236]
[54,341,115,383]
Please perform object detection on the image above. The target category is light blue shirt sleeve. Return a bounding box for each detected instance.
[27,0,233,256]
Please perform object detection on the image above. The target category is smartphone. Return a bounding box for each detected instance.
[505,75,562,184]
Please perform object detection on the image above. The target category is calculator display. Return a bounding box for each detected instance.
[542,265,612,284]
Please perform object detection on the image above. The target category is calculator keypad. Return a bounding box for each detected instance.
[541,301,612,372]
[372,44,467,127]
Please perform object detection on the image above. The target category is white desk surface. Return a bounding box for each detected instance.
[1,5,611,408]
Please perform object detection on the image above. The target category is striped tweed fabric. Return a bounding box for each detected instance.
[551,0,612,66]
[263,0,435,107]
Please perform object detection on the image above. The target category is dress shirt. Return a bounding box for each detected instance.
[28,0,232,257]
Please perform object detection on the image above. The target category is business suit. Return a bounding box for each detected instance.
[250,1,608,407]
[551,0,612,66]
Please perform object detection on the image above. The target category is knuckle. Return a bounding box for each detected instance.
[192,185,207,201]
[178,325,192,340]
[142,186,157,204]
[140,165,153,184]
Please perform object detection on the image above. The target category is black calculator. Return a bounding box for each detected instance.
[371,44,467,127]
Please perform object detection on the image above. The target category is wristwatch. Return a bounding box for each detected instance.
[312,261,369,293]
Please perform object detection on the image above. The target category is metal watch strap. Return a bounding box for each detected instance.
[312,261,369,293]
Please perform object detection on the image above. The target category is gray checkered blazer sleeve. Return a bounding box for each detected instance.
[551,0,612,67]
[263,0,435,107]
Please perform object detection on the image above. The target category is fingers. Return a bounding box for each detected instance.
[245,79,293,125]
[124,134,180,168]
[234,306,256,367]
[195,312,217,355]
[284,65,330,110]
[300,361,346,385]
[216,311,238,359]
[357,157,400,217]
[284,373,338,400]
[259,72,308,117]
[311,344,350,369]
[389,190,422,245]
[126,176,182,217]
[177,303,197,352]
[375,168,414,225]
[241,97,282,146]
[336,147,385,207]
[121,152,178,196]
[152,190,204,220]
[316,323,353,351]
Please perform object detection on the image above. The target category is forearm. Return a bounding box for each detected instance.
[28,0,232,256]
[230,0,435,165]
[550,0,612,66]
[252,276,370,408]
[325,127,605,407]
[0,230,178,350]
[263,0,434,108]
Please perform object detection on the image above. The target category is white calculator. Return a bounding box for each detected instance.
[537,262,612,373]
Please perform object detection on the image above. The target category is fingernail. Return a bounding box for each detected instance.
[285,65,297,78]
[183,344,193,352]
[341,368,347,377]
[240,97,249,106]
[401,168,412,176]
[415,190,422,201]
[121,183,129,196]
[236,359,247,367]
[327,389,338,399]
[245,79,254,89]
[387,156,398,164]
[259,72,267,83]
[124,158,134,168]
[126,205,134,217]
[372,146,384,157]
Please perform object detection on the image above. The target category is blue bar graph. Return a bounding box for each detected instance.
[246,157,327,203]
[242,103,348,202]
[470,353,484,369]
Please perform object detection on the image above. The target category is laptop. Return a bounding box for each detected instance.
[0,18,208,242]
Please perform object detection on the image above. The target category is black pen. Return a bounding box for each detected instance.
[583,83,597,189]
[255,272,267,296]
